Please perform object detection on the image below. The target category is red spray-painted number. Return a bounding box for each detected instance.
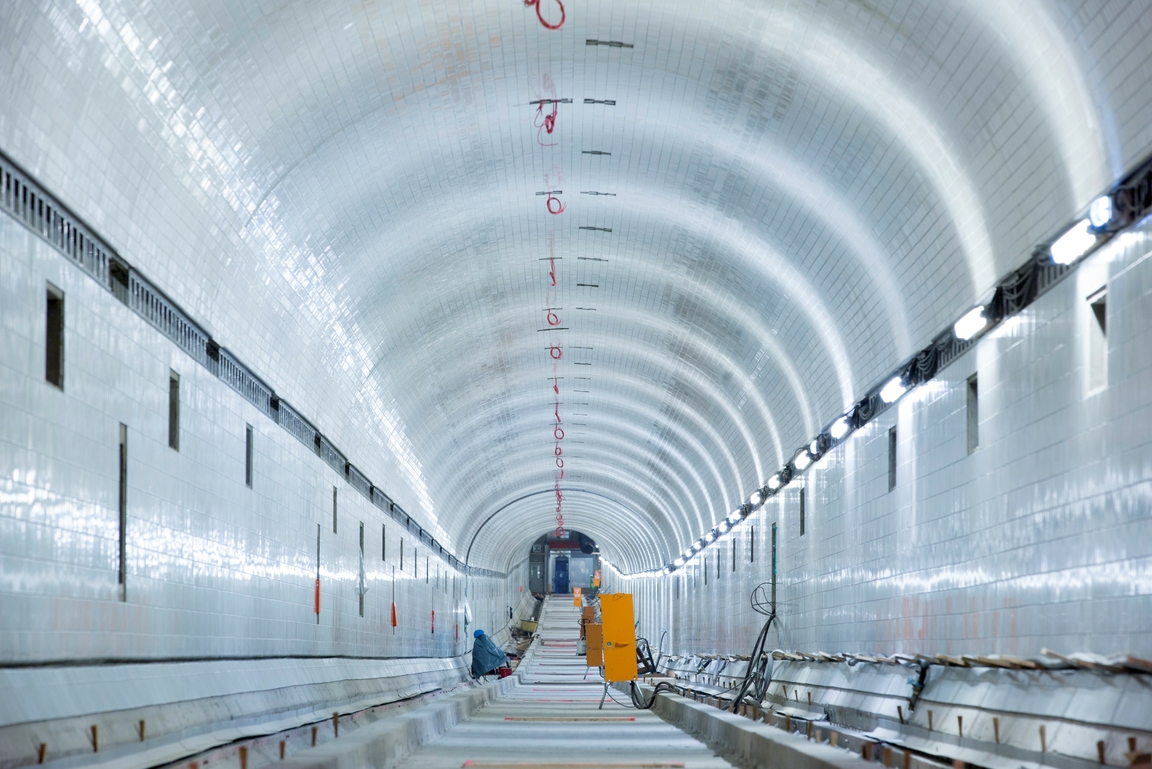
[525,0,565,30]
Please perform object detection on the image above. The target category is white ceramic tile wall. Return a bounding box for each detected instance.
[619,220,1152,658]
[0,216,528,664]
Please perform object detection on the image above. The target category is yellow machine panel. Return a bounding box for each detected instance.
[600,593,637,682]
[585,623,603,667]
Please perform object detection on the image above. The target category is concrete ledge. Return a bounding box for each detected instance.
[650,690,876,769]
[278,677,517,769]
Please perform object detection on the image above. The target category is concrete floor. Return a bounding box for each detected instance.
[393,597,735,768]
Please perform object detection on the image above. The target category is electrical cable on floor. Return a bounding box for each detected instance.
[628,679,677,709]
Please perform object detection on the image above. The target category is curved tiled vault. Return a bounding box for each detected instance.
[2,0,1147,573]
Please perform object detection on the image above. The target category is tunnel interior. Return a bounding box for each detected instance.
[1,0,1152,767]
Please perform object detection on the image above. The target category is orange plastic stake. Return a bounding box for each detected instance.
[390,602,397,627]
[314,578,320,616]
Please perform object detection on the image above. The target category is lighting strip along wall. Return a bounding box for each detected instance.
[0,149,500,581]
[650,152,1152,579]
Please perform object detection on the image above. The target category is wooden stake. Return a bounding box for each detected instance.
[832,732,840,748]
[884,746,893,767]
[90,725,98,752]
[928,710,933,732]
[897,705,904,725]
[139,719,146,741]
[957,716,963,738]
[785,714,791,732]
[903,750,911,769]
[280,740,286,760]
[1039,725,1046,753]
[816,728,823,743]
[993,717,1000,744]
[37,744,46,764]
[239,746,248,769]
[807,720,813,740]
[311,726,318,746]
[808,691,813,706]
[1097,740,1105,764]
[333,712,339,738]
[864,742,874,761]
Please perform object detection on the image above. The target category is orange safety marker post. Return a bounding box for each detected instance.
[391,601,397,627]
[314,578,320,616]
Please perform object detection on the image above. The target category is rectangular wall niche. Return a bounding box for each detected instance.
[967,374,978,455]
[118,423,128,601]
[888,427,897,492]
[245,424,254,488]
[799,488,806,537]
[1087,288,1107,393]
[45,282,64,389]
[168,370,180,451]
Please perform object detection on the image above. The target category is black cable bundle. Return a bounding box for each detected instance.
[729,582,778,712]
[629,679,677,709]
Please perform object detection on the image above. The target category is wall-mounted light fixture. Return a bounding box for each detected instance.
[953,305,988,340]
[1050,220,1097,265]
[879,376,907,404]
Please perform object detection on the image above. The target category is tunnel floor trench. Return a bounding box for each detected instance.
[392,596,734,769]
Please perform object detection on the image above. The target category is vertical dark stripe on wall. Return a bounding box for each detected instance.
[118,423,127,601]
[771,523,777,612]
[315,523,321,624]
[799,488,806,537]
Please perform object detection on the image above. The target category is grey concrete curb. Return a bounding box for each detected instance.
[278,677,516,769]
[650,691,877,769]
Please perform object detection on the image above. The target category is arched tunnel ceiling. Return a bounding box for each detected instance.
[2,0,1148,573]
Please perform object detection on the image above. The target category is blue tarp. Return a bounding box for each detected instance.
[471,630,508,678]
